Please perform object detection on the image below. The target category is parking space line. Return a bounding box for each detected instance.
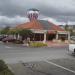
[45,60,75,74]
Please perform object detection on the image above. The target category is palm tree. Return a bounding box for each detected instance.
[8,28,21,39]
[19,29,33,40]
[6,28,33,40]
[7,29,16,35]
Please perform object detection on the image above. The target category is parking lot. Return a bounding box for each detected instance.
[0,43,75,75]
[9,58,75,75]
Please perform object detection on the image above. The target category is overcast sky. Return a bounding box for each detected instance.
[0,0,75,27]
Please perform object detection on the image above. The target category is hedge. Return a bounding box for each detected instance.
[0,60,14,75]
[30,42,47,47]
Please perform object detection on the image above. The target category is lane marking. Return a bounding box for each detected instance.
[45,60,75,74]
[5,46,12,48]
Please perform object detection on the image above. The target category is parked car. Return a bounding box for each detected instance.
[2,37,16,43]
[70,36,75,41]
[69,42,75,54]
[0,35,6,41]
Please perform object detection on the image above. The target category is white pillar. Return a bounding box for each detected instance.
[56,33,58,40]
[43,33,46,43]
[17,34,20,39]
[14,35,16,39]
[68,32,70,41]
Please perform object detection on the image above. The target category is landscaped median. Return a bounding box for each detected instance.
[0,60,14,75]
[30,42,47,47]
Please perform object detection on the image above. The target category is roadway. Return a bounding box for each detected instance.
[0,42,75,75]
[0,42,70,63]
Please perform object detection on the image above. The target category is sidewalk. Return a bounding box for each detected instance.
[46,41,69,48]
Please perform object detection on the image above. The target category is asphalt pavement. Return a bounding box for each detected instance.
[0,42,75,75]
[0,42,70,63]
[9,59,75,75]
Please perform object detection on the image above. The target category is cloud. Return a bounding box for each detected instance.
[0,0,75,17]
[0,15,28,27]
[0,0,75,26]
[41,17,66,25]
[0,0,41,17]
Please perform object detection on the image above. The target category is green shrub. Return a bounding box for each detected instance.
[0,60,14,75]
[0,60,8,72]
[30,42,47,47]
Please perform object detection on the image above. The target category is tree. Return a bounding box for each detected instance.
[7,29,16,35]
[1,26,10,35]
[2,28,33,40]
[7,28,21,40]
[19,29,33,40]
[7,28,20,35]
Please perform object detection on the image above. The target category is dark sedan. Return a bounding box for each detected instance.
[0,35,6,41]
[2,37,16,43]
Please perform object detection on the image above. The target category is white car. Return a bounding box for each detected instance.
[69,43,75,54]
[70,36,75,41]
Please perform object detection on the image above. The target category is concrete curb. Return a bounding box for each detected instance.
[48,44,68,48]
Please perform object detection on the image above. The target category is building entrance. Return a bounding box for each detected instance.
[47,34,56,41]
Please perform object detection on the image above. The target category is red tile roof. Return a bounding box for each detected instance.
[16,20,43,30]
[16,20,64,31]
[51,24,64,31]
